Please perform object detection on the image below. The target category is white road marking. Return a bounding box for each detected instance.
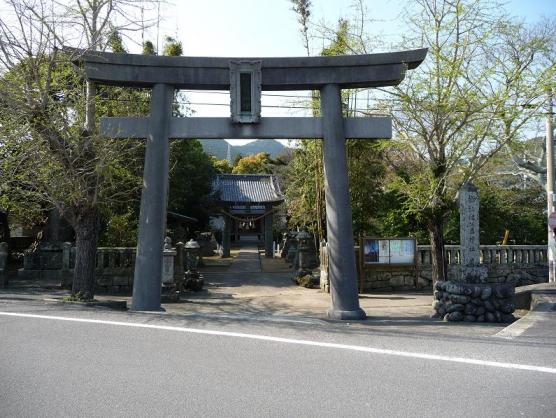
[2,311,555,374]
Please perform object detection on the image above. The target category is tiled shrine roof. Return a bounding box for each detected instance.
[212,174,284,204]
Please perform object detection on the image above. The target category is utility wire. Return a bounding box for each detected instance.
[96,95,546,110]
[96,96,547,116]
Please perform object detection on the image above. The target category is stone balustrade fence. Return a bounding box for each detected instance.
[320,244,549,293]
[6,240,550,293]
[58,244,184,291]
[417,245,547,266]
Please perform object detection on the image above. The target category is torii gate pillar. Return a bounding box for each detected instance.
[321,84,366,319]
[131,84,173,311]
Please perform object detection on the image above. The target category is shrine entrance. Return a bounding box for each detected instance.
[212,173,284,257]
[76,48,426,319]
[235,217,262,242]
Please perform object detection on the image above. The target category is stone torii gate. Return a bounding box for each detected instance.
[77,48,427,319]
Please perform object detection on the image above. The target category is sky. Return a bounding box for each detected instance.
[132,0,554,144]
[146,0,554,57]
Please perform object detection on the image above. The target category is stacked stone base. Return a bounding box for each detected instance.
[433,281,516,323]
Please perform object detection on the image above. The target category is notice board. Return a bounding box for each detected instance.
[360,237,416,266]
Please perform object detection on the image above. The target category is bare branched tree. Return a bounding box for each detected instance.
[287,0,555,284]
[0,0,156,299]
[386,0,555,283]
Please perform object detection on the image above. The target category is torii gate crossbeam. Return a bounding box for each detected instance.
[76,48,427,320]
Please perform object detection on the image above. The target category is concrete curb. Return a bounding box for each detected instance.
[43,298,128,311]
[496,284,556,339]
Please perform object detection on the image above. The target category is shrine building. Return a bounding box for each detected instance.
[211,174,284,258]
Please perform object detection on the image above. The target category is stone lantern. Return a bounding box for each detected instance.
[296,230,312,270]
[285,232,298,264]
[161,237,179,301]
[162,237,177,285]
[292,230,318,288]
[184,239,200,271]
[183,239,203,292]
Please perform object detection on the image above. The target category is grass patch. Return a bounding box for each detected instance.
[293,271,319,288]
[62,291,91,302]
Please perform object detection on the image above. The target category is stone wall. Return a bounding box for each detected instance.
[433,281,516,323]
[320,244,548,293]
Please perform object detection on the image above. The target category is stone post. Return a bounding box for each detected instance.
[0,242,8,288]
[319,241,330,293]
[174,241,184,279]
[458,182,487,282]
[264,206,273,257]
[60,242,73,288]
[61,243,71,270]
[162,237,176,285]
[131,83,174,311]
[321,83,366,320]
[222,214,231,258]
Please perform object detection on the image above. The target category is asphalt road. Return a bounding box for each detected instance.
[1,299,555,418]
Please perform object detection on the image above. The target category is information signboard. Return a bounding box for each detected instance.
[361,237,416,266]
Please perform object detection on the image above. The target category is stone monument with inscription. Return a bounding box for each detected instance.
[432,183,516,322]
[458,182,487,283]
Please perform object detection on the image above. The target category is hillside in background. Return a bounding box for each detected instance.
[200,139,293,161]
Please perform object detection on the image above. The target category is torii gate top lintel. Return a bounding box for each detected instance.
[75,48,427,90]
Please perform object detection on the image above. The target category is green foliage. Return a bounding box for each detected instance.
[100,211,138,247]
[346,140,387,236]
[0,51,144,229]
[320,19,352,56]
[375,0,553,280]
[387,0,553,213]
[163,36,183,57]
[142,40,156,55]
[290,0,312,54]
[293,273,318,288]
[284,140,324,236]
[108,29,126,53]
[283,17,386,240]
[167,140,215,225]
[477,183,546,244]
[364,180,546,246]
[211,157,233,173]
[233,153,244,166]
[290,0,311,24]
[232,152,273,174]
[62,291,90,302]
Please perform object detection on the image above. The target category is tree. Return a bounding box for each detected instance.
[232,152,274,174]
[96,34,214,245]
[477,182,546,245]
[285,10,387,241]
[384,0,555,283]
[0,0,155,299]
[289,0,554,284]
[0,211,9,243]
[163,36,183,57]
[211,157,233,174]
[168,140,215,226]
[290,0,311,56]
[142,40,156,55]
